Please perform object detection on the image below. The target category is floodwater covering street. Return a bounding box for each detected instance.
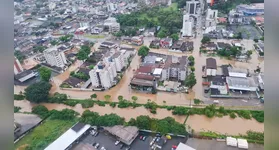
[14,100,264,135]
[14,38,264,107]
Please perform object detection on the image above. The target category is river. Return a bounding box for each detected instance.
[14,100,264,135]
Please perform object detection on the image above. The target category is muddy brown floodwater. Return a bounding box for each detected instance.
[186,115,264,135]
[14,100,264,135]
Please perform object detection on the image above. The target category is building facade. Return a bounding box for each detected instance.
[43,47,67,68]
[181,14,194,37]
[14,57,24,75]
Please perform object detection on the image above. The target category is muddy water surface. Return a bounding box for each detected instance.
[186,115,264,135]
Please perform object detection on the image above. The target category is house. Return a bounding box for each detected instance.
[160,38,173,48]
[201,42,217,51]
[226,76,258,92]
[63,77,84,88]
[14,70,38,83]
[210,75,228,95]
[206,58,217,76]
[100,41,118,49]
[171,40,187,52]
[131,36,143,46]
[149,39,160,48]
[216,42,232,50]
[130,74,156,92]
[185,41,194,51]
[91,26,103,34]
[144,27,156,36]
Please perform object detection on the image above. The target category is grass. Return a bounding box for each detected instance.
[84,34,105,39]
[15,119,77,150]
[163,3,178,11]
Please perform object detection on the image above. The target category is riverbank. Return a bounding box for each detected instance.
[14,100,264,135]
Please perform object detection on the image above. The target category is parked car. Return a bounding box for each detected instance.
[142,136,146,141]
[213,100,219,104]
[100,146,106,150]
[125,146,131,150]
[92,142,96,146]
[95,143,100,149]
[115,140,120,145]
[95,132,99,136]
[120,144,124,149]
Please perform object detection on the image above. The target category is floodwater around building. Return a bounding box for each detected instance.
[14,100,264,135]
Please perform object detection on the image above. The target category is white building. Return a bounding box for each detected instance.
[204,8,218,33]
[181,14,194,37]
[104,17,120,33]
[14,57,24,75]
[185,0,199,15]
[161,56,188,81]
[43,47,67,68]
[89,61,117,89]
[111,52,125,72]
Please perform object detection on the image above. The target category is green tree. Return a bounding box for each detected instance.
[230,112,237,119]
[194,99,201,105]
[33,45,46,53]
[190,66,195,72]
[50,109,78,120]
[230,46,241,57]
[39,67,51,82]
[81,45,91,54]
[131,96,138,102]
[118,95,124,101]
[77,50,88,60]
[135,116,151,130]
[14,51,26,63]
[157,30,167,38]
[50,40,59,46]
[49,92,67,103]
[32,105,49,118]
[253,38,259,43]
[246,50,253,58]
[91,94,97,99]
[25,81,52,103]
[89,65,94,69]
[171,33,179,41]
[59,34,73,42]
[201,36,211,44]
[138,46,150,58]
[188,55,195,66]
[184,73,197,88]
[104,95,111,101]
[260,36,264,41]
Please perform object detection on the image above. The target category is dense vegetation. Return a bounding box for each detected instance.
[14,106,21,113]
[14,94,25,100]
[14,50,26,63]
[77,45,91,60]
[39,67,52,82]
[24,81,52,103]
[138,46,150,58]
[184,73,197,88]
[115,5,182,36]
[217,46,242,58]
[70,71,90,81]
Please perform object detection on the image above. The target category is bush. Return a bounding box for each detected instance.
[32,105,49,118]
[230,112,237,119]
[63,100,79,107]
[50,109,78,120]
[172,107,188,115]
[193,99,201,105]
[110,102,117,108]
[14,106,21,113]
[49,92,68,103]
[251,111,264,123]
[81,100,94,108]
[14,94,25,100]
[118,99,133,108]
[90,94,97,99]
[236,110,251,119]
[150,109,157,114]
[95,100,106,106]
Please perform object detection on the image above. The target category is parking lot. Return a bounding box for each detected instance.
[72,130,186,150]
[227,25,262,40]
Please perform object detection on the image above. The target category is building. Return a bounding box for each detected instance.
[160,38,173,48]
[131,36,143,46]
[103,125,139,146]
[216,42,231,50]
[236,3,264,16]
[44,123,91,150]
[226,76,258,92]
[181,14,194,37]
[161,56,188,81]
[111,52,125,72]
[206,58,217,76]
[204,8,218,33]
[176,142,196,150]
[185,0,200,15]
[130,74,156,92]
[210,75,228,95]
[228,10,249,25]
[171,41,193,52]
[14,70,39,83]
[43,47,67,68]
[14,57,24,75]
[89,61,117,89]
[104,17,120,33]
[201,42,217,51]
[100,41,118,49]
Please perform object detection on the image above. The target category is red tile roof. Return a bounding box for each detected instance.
[133,74,154,81]
[137,66,153,74]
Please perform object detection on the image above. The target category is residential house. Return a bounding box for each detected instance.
[43,46,68,68]
[201,42,217,51]
[171,40,187,52]
[63,77,84,88]
[160,38,173,48]
[131,36,143,46]
[206,58,217,76]
[100,41,118,49]
[130,74,156,93]
[216,42,232,50]
[210,75,228,95]
[144,27,156,37]
[149,39,160,48]
[161,56,188,81]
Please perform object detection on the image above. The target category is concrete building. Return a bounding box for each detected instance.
[185,0,200,15]
[204,8,218,33]
[111,52,125,72]
[161,56,188,81]
[181,14,194,37]
[206,58,217,76]
[43,47,67,68]
[104,17,120,33]
[236,3,264,16]
[89,61,117,89]
[14,57,24,75]
[228,10,248,25]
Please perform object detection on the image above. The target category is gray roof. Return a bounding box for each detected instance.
[104,125,139,145]
[206,58,217,69]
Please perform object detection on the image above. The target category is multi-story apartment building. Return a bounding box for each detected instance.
[89,61,117,89]
[161,56,188,81]
[111,52,125,72]
[14,57,23,75]
[43,47,67,68]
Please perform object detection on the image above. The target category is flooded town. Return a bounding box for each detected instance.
[14,0,264,149]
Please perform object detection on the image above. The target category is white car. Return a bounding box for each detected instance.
[213,100,219,104]
[95,143,100,149]
[115,140,120,145]
[100,147,106,150]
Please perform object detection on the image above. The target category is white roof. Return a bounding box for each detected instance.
[237,139,248,149]
[226,137,237,147]
[153,68,163,75]
[176,142,196,150]
[44,123,91,150]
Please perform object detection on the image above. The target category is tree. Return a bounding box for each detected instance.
[230,46,241,57]
[49,92,67,103]
[14,51,26,63]
[131,96,138,102]
[260,36,264,41]
[89,65,94,69]
[59,34,73,42]
[171,33,179,41]
[135,116,151,130]
[157,30,167,38]
[81,45,91,54]
[190,66,195,72]
[201,36,210,44]
[104,95,111,101]
[39,67,51,82]
[188,56,195,66]
[91,94,97,99]
[184,73,197,88]
[50,40,59,46]
[50,109,78,120]
[253,38,259,43]
[32,105,49,118]
[33,46,46,53]
[25,81,52,103]
[118,95,124,101]
[138,46,150,58]
[77,50,88,60]
[194,99,201,105]
[246,50,253,58]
